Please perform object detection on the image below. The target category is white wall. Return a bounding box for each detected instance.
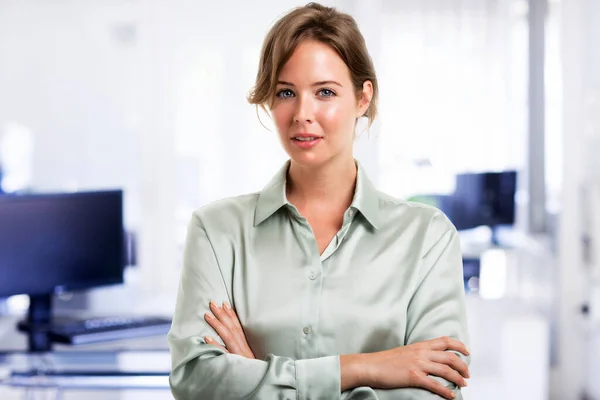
[0,0,381,295]
[555,0,600,398]
[0,0,532,294]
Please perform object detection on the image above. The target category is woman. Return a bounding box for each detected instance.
[168,3,470,399]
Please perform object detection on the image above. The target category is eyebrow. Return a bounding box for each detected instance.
[277,80,343,87]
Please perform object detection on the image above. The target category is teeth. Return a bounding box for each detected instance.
[295,137,318,141]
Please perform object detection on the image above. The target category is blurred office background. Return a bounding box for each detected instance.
[0,0,599,399]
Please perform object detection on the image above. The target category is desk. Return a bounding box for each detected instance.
[0,315,172,400]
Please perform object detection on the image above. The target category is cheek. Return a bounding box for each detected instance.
[317,101,357,131]
[271,105,292,132]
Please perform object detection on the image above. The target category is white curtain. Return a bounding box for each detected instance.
[0,0,531,292]
[376,0,528,199]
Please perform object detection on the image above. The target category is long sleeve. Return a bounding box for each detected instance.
[342,383,458,400]
[401,220,470,399]
[341,220,469,400]
[341,379,463,400]
[167,213,341,400]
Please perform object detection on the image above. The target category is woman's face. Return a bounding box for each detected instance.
[270,40,372,169]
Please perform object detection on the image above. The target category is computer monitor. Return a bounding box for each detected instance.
[0,190,124,351]
[450,171,517,242]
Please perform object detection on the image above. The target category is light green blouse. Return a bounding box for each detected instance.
[168,161,470,399]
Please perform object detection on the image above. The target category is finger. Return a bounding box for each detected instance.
[223,302,244,333]
[204,336,229,353]
[411,371,456,400]
[244,348,256,359]
[429,336,470,357]
[204,312,241,353]
[424,361,467,389]
[210,301,237,332]
[222,303,256,359]
[204,312,225,335]
[205,307,252,357]
[430,351,470,379]
[210,301,245,349]
[205,313,253,358]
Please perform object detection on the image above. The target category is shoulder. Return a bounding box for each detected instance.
[190,192,260,232]
[374,190,457,244]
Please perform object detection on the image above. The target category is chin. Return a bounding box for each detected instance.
[282,140,351,169]
[290,155,323,168]
[286,149,327,168]
[289,151,345,172]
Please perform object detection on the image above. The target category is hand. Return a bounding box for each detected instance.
[359,336,470,399]
[204,300,256,359]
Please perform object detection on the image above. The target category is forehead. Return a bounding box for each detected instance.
[278,40,351,84]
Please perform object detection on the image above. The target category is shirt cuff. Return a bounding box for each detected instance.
[296,355,341,400]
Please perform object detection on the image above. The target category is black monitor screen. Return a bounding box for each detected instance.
[450,171,517,231]
[0,190,124,298]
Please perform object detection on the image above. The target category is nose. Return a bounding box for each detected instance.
[293,93,315,123]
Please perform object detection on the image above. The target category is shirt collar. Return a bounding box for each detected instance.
[351,162,380,230]
[254,160,380,230]
[253,161,290,227]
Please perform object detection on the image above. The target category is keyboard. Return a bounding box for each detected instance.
[46,316,173,345]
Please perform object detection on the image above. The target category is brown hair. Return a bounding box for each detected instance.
[247,2,379,127]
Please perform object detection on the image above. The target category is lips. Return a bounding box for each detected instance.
[291,135,322,149]
[291,133,323,140]
[288,131,324,150]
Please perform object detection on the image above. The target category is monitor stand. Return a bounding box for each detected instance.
[490,225,501,247]
[16,294,54,353]
[16,294,172,351]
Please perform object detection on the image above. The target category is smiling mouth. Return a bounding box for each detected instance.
[293,136,321,142]
[290,135,323,149]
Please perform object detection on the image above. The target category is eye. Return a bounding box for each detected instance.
[318,88,336,98]
[276,89,295,99]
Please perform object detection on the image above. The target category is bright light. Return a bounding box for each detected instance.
[6,295,29,313]
[479,248,508,299]
[467,276,480,292]
[0,122,34,192]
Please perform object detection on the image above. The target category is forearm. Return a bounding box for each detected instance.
[342,386,463,400]
[340,353,367,391]
[169,336,341,400]
[371,376,462,400]
[170,352,293,399]
[340,352,463,399]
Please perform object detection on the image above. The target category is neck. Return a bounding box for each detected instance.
[286,156,357,212]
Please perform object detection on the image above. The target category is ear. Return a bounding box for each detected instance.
[357,80,374,118]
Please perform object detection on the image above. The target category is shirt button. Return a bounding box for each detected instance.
[303,325,312,335]
[308,270,317,280]
[348,209,355,217]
